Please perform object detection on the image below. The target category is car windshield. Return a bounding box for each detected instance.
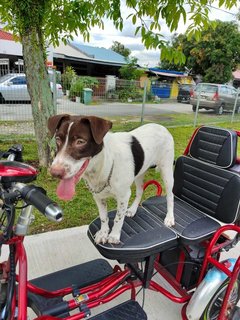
[195,84,218,93]
[0,74,13,84]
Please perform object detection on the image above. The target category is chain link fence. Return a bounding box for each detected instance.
[0,71,240,138]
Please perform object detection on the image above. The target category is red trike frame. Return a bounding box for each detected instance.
[3,194,239,320]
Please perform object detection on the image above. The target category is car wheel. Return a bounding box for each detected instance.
[216,104,224,115]
[0,93,5,104]
[192,105,196,112]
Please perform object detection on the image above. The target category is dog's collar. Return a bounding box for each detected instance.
[85,161,114,194]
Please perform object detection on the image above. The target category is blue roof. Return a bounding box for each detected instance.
[71,42,126,64]
[149,68,184,75]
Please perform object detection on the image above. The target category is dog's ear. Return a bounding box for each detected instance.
[48,114,70,137]
[82,116,112,144]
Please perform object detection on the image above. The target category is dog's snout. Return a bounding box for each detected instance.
[50,165,66,179]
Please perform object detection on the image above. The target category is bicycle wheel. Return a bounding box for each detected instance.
[200,277,240,320]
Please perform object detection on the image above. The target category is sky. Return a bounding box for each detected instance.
[75,2,239,68]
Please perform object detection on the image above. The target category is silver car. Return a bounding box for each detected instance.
[0,73,63,103]
[190,83,240,115]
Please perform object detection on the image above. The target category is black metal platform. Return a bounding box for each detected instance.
[90,300,147,320]
[28,259,113,317]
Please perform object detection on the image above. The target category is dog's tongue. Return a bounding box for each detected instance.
[56,177,76,201]
[56,159,90,201]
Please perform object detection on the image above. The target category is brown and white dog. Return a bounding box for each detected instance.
[48,114,175,244]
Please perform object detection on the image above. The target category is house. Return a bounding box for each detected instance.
[0,29,127,77]
[52,41,126,77]
[147,68,194,98]
[0,29,23,74]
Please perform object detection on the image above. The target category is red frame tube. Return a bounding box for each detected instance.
[198,225,240,285]
[143,180,162,196]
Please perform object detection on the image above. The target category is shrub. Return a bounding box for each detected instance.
[61,66,77,92]
[69,76,99,100]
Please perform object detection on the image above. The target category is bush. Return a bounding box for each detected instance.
[69,76,99,100]
[61,66,77,92]
[117,85,143,102]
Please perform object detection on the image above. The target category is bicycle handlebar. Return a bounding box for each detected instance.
[15,183,63,222]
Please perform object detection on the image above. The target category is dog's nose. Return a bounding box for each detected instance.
[50,165,66,179]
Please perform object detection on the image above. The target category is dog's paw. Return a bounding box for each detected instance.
[95,230,109,244]
[108,232,121,244]
[126,208,137,217]
[164,216,175,228]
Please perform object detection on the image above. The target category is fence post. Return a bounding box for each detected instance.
[52,68,57,113]
[231,87,240,123]
[141,80,147,125]
[193,84,202,128]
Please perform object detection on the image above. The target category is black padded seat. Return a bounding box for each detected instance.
[189,126,238,168]
[88,207,177,262]
[174,156,240,224]
[142,196,221,244]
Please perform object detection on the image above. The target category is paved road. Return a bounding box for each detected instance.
[0,99,192,121]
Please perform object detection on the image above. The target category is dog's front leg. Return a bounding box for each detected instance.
[108,190,131,244]
[94,197,109,244]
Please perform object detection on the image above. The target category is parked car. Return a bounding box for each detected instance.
[177,84,194,103]
[0,73,63,103]
[190,83,240,115]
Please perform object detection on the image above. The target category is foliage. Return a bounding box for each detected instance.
[117,85,142,102]
[69,76,98,99]
[111,41,131,58]
[159,20,240,83]
[61,66,77,91]
[0,1,238,65]
[119,57,145,80]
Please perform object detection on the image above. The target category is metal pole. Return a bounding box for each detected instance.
[231,87,240,123]
[52,68,57,113]
[141,80,147,125]
[193,83,202,128]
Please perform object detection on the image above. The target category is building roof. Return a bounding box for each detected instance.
[148,68,186,77]
[0,29,14,41]
[71,42,126,64]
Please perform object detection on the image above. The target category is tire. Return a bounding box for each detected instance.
[200,277,240,320]
[0,93,5,104]
[192,105,196,112]
[216,104,224,115]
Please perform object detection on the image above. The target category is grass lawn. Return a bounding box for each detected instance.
[0,118,239,235]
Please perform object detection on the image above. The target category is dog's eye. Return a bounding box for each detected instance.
[75,138,86,146]
[55,137,62,146]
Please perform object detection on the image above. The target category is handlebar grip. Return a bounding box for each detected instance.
[16,184,63,222]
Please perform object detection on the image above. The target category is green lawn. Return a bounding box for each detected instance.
[0,118,239,234]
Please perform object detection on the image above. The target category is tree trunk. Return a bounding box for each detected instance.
[21,28,56,167]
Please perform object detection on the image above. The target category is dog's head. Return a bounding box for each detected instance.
[48,114,112,200]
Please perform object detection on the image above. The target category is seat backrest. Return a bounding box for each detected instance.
[189,126,238,168]
[173,156,240,224]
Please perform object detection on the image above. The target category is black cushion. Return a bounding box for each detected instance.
[189,126,237,168]
[142,196,221,244]
[173,156,240,224]
[88,207,177,262]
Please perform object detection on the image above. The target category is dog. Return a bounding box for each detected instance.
[48,114,175,244]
